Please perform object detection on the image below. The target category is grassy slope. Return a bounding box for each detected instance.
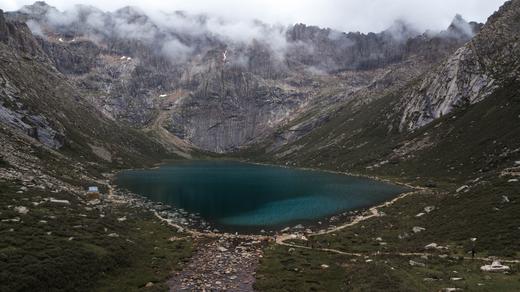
[253,84,520,291]
[1,36,190,291]
[0,180,192,292]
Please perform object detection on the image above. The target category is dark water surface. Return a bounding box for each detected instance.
[115,161,407,231]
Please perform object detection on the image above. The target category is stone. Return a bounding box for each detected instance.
[413,226,426,233]
[456,185,469,193]
[14,206,29,215]
[409,260,426,267]
[425,243,438,250]
[145,282,154,288]
[217,246,228,252]
[480,261,510,272]
[87,199,101,205]
[49,198,70,205]
[321,264,329,269]
[424,206,436,213]
[501,195,510,203]
[508,179,518,183]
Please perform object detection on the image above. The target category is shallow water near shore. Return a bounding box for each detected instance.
[115,161,407,232]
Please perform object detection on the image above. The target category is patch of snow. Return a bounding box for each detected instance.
[222,49,228,63]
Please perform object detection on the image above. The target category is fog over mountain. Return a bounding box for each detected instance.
[3,0,507,33]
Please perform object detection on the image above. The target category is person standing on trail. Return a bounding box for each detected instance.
[470,238,477,259]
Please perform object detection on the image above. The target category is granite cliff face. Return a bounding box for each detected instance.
[3,2,481,153]
[397,1,520,131]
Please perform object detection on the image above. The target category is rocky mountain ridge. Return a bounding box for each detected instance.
[3,1,482,153]
[397,1,520,131]
[255,0,520,182]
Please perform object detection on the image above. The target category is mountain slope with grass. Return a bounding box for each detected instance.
[252,0,520,185]
[252,1,520,290]
[0,10,193,292]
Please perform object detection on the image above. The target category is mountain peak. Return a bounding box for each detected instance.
[20,1,55,15]
[446,13,475,38]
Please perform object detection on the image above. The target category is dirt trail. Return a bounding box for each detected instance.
[274,189,519,264]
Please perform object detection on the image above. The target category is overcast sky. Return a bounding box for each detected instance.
[1,0,508,33]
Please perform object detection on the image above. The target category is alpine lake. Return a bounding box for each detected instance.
[115,161,407,233]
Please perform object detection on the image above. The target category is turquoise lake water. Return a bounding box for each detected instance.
[115,161,406,231]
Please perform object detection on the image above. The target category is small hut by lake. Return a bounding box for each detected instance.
[86,186,101,201]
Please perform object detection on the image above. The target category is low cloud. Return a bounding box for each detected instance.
[3,0,507,33]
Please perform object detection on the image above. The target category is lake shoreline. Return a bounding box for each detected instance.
[108,158,426,237]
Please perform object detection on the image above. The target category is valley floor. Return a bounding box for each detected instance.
[2,156,520,291]
[2,143,520,292]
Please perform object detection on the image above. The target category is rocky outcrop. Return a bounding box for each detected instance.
[397,2,520,131]
[398,45,496,131]
[286,18,478,73]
